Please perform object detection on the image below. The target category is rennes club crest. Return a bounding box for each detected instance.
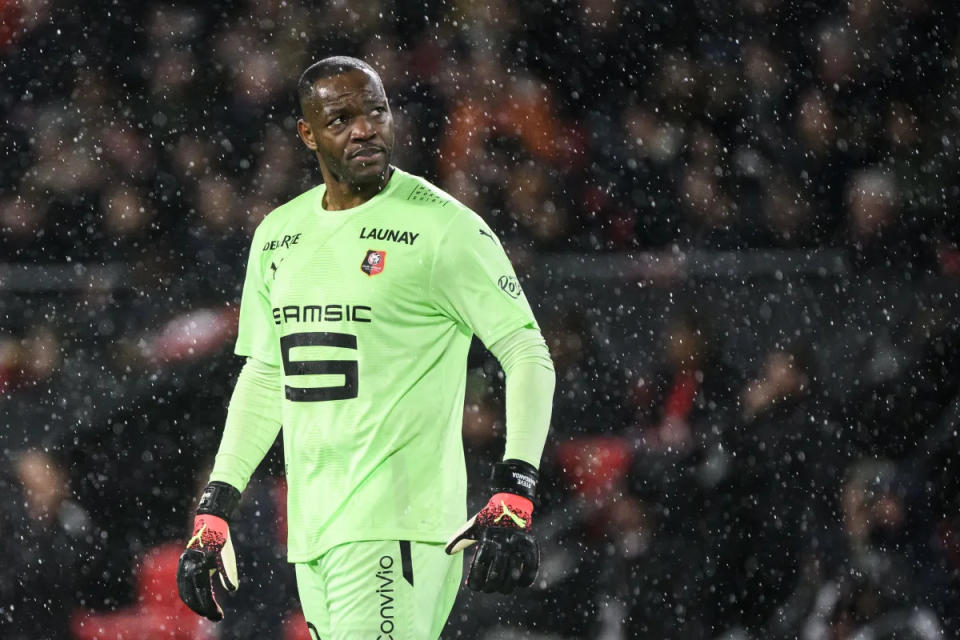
[361,249,386,276]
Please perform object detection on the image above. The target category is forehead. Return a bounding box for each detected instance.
[312,70,386,108]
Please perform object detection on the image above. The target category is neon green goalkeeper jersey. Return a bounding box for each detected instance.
[234,167,538,562]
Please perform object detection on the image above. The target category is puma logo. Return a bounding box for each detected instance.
[494,501,526,528]
[270,257,285,279]
[186,523,207,549]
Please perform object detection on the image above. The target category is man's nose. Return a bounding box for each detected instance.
[350,116,375,140]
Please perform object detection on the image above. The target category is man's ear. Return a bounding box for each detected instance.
[297,118,318,151]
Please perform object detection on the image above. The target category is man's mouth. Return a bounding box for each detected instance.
[350,146,385,160]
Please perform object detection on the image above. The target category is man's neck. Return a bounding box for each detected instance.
[321,167,393,211]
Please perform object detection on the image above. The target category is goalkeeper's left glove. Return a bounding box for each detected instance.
[176,481,241,621]
[445,459,540,594]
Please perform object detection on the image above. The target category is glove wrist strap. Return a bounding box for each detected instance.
[196,481,241,522]
[491,459,538,503]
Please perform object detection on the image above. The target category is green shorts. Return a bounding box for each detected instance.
[295,539,461,640]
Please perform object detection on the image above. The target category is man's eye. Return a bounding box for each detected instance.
[371,107,386,116]
[329,116,345,126]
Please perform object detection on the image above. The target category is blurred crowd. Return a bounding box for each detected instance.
[2,0,960,264]
[2,0,960,638]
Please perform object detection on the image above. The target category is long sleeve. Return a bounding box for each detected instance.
[487,328,555,469]
[208,356,283,492]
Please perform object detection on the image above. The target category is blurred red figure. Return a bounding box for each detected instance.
[283,611,313,640]
[72,544,212,640]
[555,436,633,499]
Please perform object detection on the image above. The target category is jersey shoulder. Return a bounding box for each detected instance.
[391,169,483,231]
[391,169,460,209]
[253,184,323,239]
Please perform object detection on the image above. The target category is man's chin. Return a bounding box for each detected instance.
[346,160,390,188]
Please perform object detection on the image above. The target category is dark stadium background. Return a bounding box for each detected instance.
[2,0,960,638]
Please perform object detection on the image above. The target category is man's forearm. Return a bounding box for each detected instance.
[208,357,283,491]
[488,328,555,469]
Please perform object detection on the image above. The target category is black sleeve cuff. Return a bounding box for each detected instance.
[196,481,242,522]
[491,459,538,502]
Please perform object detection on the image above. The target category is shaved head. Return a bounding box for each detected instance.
[298,56,383,114]
[295,55,395,207]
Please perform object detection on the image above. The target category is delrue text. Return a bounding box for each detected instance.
[262,233,302,251]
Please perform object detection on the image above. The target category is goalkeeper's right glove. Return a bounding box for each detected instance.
[176,481,241,621]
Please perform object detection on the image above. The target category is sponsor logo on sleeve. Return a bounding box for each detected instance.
[262,233,302,251]
[498,275,521,298]
[362,249,386,276]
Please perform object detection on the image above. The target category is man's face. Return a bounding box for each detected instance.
[297,69,394,189]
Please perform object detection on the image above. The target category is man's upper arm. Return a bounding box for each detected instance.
[235,227,281,366]
[430,210,538,347]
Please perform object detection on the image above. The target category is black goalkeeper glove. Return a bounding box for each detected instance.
[176,481,241,621]
[445,459,540,594]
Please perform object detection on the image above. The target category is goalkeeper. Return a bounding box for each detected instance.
[176,56,555,640]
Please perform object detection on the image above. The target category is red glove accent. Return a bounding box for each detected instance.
[186,514,229,553]
[474,493,534,531]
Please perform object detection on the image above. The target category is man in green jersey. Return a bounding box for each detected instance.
[176,56,555,639]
